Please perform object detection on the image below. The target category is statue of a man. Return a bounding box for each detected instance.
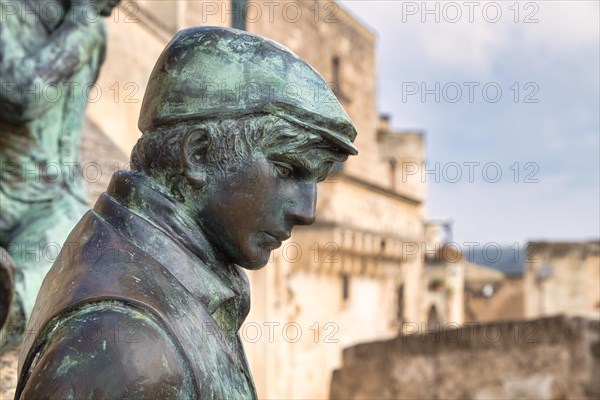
[14,26,358,398]
[0,0,121,349]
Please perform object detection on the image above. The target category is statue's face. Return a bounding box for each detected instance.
[199,150,327,270]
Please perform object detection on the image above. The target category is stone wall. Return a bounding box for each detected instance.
[465,276,525,323]
[524,241,600,318]
[330,315,600,400]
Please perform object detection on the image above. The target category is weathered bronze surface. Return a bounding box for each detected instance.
[14,26,357,398]
[0,0,120,352]
[0,248,15,330]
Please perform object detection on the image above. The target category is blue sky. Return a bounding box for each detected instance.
[339,0,600,245]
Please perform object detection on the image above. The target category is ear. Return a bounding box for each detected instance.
[180,128,210,188]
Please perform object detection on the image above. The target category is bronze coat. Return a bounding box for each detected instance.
[15,172,257,399]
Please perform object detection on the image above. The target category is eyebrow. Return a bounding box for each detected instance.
[272,153,332,181]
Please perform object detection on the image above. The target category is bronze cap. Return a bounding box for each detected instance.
[139,26,358,155]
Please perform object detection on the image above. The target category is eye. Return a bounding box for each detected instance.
[317,162,335,182]
[317,171,330,183]
[272,161,294,179]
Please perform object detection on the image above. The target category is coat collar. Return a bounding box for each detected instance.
[93,171,251,332]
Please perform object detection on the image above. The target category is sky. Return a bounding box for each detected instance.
[338,0,600,246]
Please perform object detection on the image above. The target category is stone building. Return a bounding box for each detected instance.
[524,241,600,318]
[420,222,527,327]
[35,1,426,398]
[457,238,600,332]
[464,269,524,323]
[420,222,465,329]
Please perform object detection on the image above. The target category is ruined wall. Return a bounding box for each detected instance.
[465,276,525,323]
[524,241,600,318]
[331,315,600,400]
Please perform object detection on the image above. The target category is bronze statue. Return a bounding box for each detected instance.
[0,0,121,351]
[14,26,358,398]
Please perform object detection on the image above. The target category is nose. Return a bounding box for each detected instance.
[286,181,317,226]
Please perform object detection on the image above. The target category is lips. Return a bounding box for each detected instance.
[267,231,291,242]
[262,231,291,249]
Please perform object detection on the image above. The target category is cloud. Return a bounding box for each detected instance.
[427,180,600,244]
[522,1,599,49]
[339,1,599,244]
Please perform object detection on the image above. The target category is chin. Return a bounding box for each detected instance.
[240,263,268,271]
[238,248,271,270]
[239,258,270,270]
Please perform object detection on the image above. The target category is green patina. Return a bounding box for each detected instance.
[56,355,84,378]
[0,0,118,352]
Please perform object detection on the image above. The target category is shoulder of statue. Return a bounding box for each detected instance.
[16,301,197,399]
